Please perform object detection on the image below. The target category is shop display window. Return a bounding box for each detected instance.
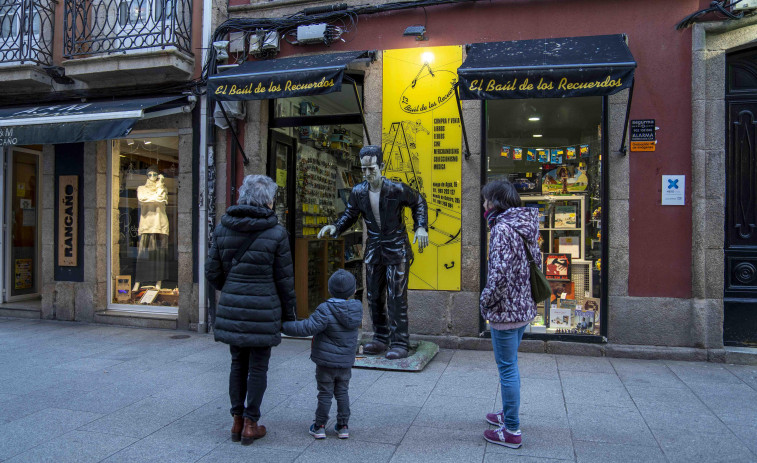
[485,97,603,336]
[271,85,365,317]
[110,137,179,308]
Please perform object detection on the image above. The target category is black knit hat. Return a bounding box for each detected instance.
[328,269,356,299]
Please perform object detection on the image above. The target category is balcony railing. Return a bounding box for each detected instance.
[63,0,191,58]
[0,0,55,65]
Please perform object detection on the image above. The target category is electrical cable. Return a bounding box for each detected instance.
[675,0,749,30]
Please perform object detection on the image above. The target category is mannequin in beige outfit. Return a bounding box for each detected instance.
[135,166,169,290]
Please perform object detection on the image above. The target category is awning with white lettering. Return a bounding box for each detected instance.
[208,51,369,101]
[0,95,191,146]
[457,35,636,100]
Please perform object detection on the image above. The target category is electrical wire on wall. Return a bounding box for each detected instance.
[202,0,480,84]
[676,0,752,30]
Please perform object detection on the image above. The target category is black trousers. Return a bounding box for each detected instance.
[315,365,352,426]
[365,260,410,350]
[228,345,272,422]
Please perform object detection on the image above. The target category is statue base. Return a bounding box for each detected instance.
[353,340,439,372]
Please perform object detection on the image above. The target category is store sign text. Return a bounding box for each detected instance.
[214,77,335,97]
[0,127,18,146]
[58,176,79,267]
[468,75,624,95]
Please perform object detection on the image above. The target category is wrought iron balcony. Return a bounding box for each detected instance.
[0,0,56,65]
[63,0,192,58]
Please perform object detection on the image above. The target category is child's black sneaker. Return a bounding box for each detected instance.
[335,424,349,439]
[309,423,326,439]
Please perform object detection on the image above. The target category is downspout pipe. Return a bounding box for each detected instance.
[197,0,214,334]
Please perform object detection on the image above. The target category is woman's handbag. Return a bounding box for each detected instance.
[520,235,551,303]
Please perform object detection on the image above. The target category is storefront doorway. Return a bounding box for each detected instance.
[268,86,366,318]
[1,146,41,302]
[724,48,757,346]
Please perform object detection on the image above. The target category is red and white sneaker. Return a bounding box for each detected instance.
[485,410,504,426]
[484,426,522,449]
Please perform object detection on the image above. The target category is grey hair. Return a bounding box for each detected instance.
[237,174,278,207]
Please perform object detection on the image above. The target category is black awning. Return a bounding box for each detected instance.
[208,51,369,101]
[0,96,189,146]
[457,35,636,100]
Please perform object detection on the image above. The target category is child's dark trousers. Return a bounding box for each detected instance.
[315,365,351,426]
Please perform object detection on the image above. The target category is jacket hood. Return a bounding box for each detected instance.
[328,299,363,330]
[494,207,539,239]
[221,205,278,232]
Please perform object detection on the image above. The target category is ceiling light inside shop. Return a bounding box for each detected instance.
[528,116,540,121]
[533,134,543,138]
[127,139,134,145]
[144,140,152,145]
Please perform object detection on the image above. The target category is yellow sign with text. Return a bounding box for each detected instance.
[383,46,462,291]
[630,141,656,152]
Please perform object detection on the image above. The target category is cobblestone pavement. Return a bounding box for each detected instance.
[0,318,755,462]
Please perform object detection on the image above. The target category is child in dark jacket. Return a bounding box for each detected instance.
[282,269,363,440]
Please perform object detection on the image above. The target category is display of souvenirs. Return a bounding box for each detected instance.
[558,236,580,258]
[501,146,510,158]
[574,309,595,331]
[550,280,575,303]
[507,172,541,193]
[554,205,577,228]
[566,146,576,160]
[545,254,571,281]
[580,144,590,157]
[537,149,549,163]
[550,149,563,164]
[527,149,536,161]
[542,165,588,194]
[550,308,572,327]
[514,148,523,160]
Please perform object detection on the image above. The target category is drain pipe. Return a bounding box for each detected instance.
[197,0,214,334]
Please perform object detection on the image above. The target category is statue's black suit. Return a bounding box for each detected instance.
[333,178,428,350]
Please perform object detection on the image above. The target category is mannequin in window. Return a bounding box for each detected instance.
[134,165,169,291]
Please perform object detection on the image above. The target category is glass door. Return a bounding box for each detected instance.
[5,147,40,301]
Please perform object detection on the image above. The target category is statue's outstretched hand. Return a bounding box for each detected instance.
[318,225,337,239]
[413,228,429,251]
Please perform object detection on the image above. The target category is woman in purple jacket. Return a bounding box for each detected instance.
[480,179,540,449]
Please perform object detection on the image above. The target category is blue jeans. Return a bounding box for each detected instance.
[491,324,527,431]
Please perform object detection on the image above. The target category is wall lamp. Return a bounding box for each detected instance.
[403,25,427,41]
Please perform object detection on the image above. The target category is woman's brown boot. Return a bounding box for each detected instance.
[241,418,266,445]
[231,415,244,442]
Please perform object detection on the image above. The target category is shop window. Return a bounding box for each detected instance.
[270,84,365,318]
[110,137,179,309]
[485,97,603,336]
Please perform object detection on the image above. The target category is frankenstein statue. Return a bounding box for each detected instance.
[318,146,428,360]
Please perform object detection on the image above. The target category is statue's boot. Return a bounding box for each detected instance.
[386,347,408,360]
[363,340,387,355]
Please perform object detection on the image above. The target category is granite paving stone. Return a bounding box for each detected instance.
[566,404,652,446]
[414,392,493,428]
[2,320,757,463]
[0,408,102,460]
[196,442,300,463]
[653,426,755,463]
[4,430,137,463]
[294,437,396,463]
[556,355,615,374]
[390,425,486,463]
[341,401,421,445]
[573,440,666,463]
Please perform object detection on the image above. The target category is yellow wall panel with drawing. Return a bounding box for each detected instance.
[382,46,462,290]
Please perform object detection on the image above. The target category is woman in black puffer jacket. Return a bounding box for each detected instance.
[206,174,296,446]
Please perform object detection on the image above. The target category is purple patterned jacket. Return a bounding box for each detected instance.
[480,207,541,324]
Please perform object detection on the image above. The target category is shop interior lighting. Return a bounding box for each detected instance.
[528,116,540,121]
[533,134,543,138]
[403,25,427,41]
[144,140,152,145]
[127,139,134,145]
